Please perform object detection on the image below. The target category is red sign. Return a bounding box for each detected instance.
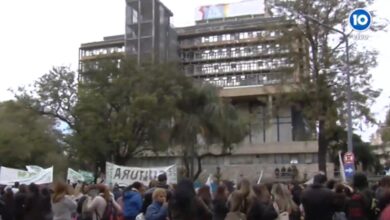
[344,152,355,164]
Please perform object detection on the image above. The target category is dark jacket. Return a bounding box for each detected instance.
[145,202,168,220]
[247,200,277,220]
[14,191,26,220]
[212,198,228,220]
[24,193,46,220]
[301,183,335,220]
[169,197,212,220]
[346,189,377,220]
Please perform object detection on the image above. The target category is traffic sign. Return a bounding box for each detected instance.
[344,163,355,179]
[344,152,355,164]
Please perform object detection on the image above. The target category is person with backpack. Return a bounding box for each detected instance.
[346,173,378,220]
[121,182,144,220]
[87,184,122,220]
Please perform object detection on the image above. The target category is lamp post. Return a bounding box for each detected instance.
[298,14,353,154]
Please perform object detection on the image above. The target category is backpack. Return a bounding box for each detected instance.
[98,200,116,220]
[347,192,378,220]
[77,196,93,220]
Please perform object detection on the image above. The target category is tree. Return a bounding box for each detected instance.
[74,59,193,168]
[327,126,379,172]
[270,0,384,172]
[0,100,67,175]
[381,110,390,143]
[171,85,248,180]
[14,66,77,131]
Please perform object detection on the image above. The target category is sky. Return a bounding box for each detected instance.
[0,0,389,141]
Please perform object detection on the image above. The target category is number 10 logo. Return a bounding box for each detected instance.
[349,8,372,31]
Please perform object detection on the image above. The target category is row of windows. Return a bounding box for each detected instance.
[202,153,318,165]
[180,30,283,47]
[184,58,293,75]
[81,47,125,57]
[181,44,290,62]
[196,72,292,87]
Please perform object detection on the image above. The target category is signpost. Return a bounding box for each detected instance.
[343,152,355,181]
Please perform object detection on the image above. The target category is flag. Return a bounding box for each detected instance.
[257,170,264,184]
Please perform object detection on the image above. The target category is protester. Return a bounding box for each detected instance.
[2,187,15,220]
[212,185,229,220]
[250,184,277,220]
[225,191,246,220]
[24,183,46,220]
[271,183,299,220]
[301,173,335,220]
[236,178,257,216]
[87,184,122,220]
[145,188,168,220]
[51,181,77,220]
[168,178,212,220]
[121,182,144,220]
[42,187,54,220]
[142,173,171,213]
[347,173,378,220]
[14,184,27,220]
[333,184,348,220]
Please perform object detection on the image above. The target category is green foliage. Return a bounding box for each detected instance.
[172,85,248,180]
[75,59,193,165]
[327,126,379,171]
[13,58,247,175]
[0,100,67,173]
[270,0,385,172]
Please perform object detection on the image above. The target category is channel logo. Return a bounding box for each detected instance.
[349,8,372,31]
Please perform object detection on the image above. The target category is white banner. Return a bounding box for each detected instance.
[0,166,53,185]
[67,168,85,184]
[106,162,177,187]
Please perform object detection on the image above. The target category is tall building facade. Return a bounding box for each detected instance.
[78,0,332,181]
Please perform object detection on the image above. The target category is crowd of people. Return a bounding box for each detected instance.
[1,172,390,220]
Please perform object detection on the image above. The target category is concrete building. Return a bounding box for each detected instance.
[79,0,176,69]
[79,0,330,182]
[371,125,390,166]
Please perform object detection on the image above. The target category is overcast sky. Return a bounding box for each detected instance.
[0,0,389,141]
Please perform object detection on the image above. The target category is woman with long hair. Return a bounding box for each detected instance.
[51,181,77,220]
[271,183,299,220]
[236,179,257,215]
[197,185,213,220]
[213,185,229,220]
[169,178,212,220]
[87,184,122,220]
[225,191,246,220]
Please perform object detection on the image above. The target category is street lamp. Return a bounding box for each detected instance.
[298,14,353,154]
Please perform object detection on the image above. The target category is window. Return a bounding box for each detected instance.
[132,9,138,24]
